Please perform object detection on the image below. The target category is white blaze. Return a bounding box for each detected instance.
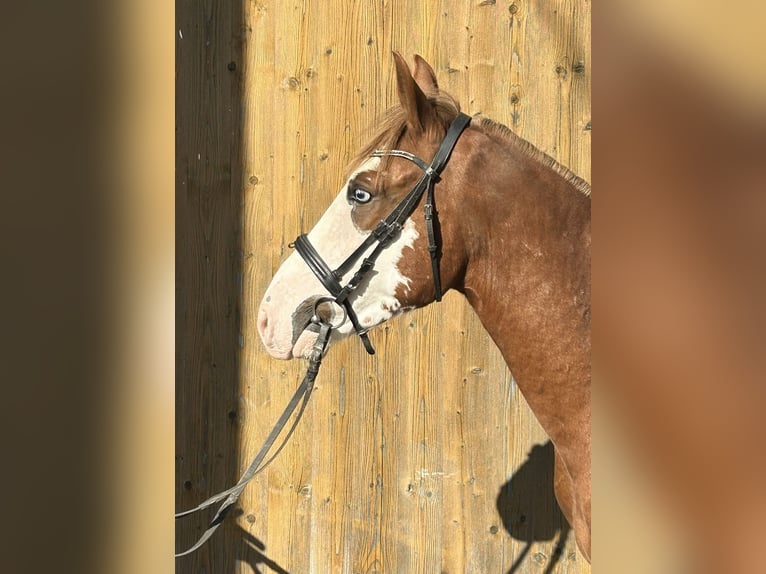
[258,158,418,359]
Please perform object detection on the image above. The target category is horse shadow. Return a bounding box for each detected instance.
[496,441,571,574]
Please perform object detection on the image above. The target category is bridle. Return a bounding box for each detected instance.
[175,112,471,557]
[294,112,472,354]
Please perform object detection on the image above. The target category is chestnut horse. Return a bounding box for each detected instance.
[257,53,591,561]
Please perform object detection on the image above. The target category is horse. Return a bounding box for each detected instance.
[257,52,591,562]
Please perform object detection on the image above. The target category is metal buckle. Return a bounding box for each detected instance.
[311,296,347,330]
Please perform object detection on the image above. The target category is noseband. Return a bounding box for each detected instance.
[293,112,471,354]
[175,112,471,557]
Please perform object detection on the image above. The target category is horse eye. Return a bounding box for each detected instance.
[349,186,372,204]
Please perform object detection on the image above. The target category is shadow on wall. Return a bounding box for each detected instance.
[496,441,572,574]
[231,509,290,574]
[175,0,245,567]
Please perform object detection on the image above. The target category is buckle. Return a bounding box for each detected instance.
[424,166,440,181]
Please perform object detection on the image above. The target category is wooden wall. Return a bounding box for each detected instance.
[176,1,590,572]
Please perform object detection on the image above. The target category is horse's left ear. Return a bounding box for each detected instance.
[392,51,438,136]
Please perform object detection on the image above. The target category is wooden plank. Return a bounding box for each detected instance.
[177,0,591,572]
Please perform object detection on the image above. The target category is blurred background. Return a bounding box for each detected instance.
[0,0,763,573]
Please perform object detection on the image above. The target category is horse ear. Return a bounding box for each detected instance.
[412,54,439,95]
[392,51,437,135]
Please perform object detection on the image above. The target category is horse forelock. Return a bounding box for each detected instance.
[345,92,462,184]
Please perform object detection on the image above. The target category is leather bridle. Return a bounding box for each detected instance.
[175,112,471,557]
[293,112,471,354]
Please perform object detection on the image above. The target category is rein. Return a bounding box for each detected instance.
[175,112,471,557]
[175,308,332,557]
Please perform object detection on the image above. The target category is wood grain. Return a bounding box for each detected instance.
[177,0,590,572]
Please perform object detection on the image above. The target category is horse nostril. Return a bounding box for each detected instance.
[257,307,270,342]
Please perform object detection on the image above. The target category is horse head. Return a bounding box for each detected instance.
[257,53,474,359]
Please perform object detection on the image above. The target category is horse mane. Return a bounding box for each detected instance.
[349,94,591,198]
[474,116,592,197]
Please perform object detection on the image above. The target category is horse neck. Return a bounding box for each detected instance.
[457,132,591,452]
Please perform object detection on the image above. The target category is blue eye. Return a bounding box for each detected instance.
[348,186,372,204]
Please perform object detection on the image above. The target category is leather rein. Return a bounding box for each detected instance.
[175,112,471,557]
